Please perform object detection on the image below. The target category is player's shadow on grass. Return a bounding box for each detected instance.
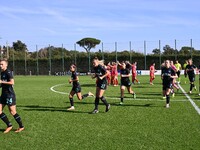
[80,84,95,87]
[110,102,160,107]
[18,105,90,114]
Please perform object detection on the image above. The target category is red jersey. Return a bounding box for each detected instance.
[132,64,137,74]
[150,65,155,75]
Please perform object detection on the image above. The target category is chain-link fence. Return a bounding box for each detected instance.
[0,39,199,75]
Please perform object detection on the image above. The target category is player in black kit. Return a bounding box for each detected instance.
[0,59,24,133]
[118,61,136,105]
[185,59,197,94]
[161,60,178,108]
[91,58,110,114]
[67,64,94,110]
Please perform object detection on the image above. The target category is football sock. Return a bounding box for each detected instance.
[121,97,124,102]
[82,93,89,99]
[69,98,74,106]
[100,96,109,106]
[166,94,170,104]
[190,83,194,91]
[95,97,99,110]
[0,112,12,127]
[13,113,24,128]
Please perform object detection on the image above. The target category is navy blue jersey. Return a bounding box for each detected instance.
[1,69,15,96]
[71,71,80,87]
[120,68,130,83]
[93,64,107,85]
[186,64,196,76]
[161,67,175,82]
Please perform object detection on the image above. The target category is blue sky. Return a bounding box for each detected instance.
[0,0,200,52]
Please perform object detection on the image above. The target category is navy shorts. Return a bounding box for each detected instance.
[96,82,107,90]
[188,75,195,82]
[162,81,172,91]
[121,80,131,87]
[0,94,16,106]
[72,85,81,93]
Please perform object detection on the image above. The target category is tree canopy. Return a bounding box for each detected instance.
[13,40,27,52]
[76,37,101,53]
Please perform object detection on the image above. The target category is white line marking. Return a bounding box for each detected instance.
[179,85,200,115]
[50,84,68,95]
[50,84,188,102]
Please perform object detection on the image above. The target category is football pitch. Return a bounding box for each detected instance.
[0,75,200,150]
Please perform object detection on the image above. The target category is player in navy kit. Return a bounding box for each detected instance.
[67,64,94,110]
[91,58,110,114]
[118,61,136,105]
[161,60,178,108]
[185,59,197,94]
[0,59,24,133]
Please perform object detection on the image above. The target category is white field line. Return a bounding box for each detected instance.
[50,84,187,102]
[179,85,200,115]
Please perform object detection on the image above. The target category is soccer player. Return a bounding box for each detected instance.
[170,61,180,97]
[161,60,178,108]
[185,59,197,94]
[131,62,140,84]
[110,62,118,86]
[183,60,188,84]
[174,60,182,84]
[91,58,110,114]
[0,59,24,133]
[105,62,111,85]
[118,62,136,105]
[149,62,156,85]
[67,64,94,110]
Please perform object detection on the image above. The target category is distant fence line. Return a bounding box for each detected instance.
[1,39,199,75]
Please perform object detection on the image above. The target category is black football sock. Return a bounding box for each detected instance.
[95,97,99,110]
[69,98,74,106]
[0,112,12,127]
[190,83,194,91]
[166,95,170,104]
[100,96,109,106]
[121,97,124,102]
[13,113,24,128]
[82,94,89,99]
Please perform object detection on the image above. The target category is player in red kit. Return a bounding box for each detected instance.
[149,62,156,85]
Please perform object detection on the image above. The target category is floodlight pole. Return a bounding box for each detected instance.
[36,45,39,75]
[102,42,104,60]
[129,41,132,63]
[190,39,193,59]
[175,39,177,60]
[159,40,161,69]
[115,42,117,62]
[144,41,147,70]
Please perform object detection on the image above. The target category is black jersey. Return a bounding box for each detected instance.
[93,64,107,85]
[120,68,130,83]
[71,71,80,87]
[186,64,196,76]
[161,67,175,82]
[1,69,15,96]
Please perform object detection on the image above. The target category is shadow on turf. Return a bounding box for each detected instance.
[18,105,90,114]
[109,102,160,107]
[80,84,95,87]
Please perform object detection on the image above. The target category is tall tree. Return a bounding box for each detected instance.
[76,37,101,53]
[152,48,161,55]
[76,37,101,72]
[13,40,27,52]
[163,45,177,55]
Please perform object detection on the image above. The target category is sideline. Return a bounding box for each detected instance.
[50,84,188,102]
[179,84,200,115]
